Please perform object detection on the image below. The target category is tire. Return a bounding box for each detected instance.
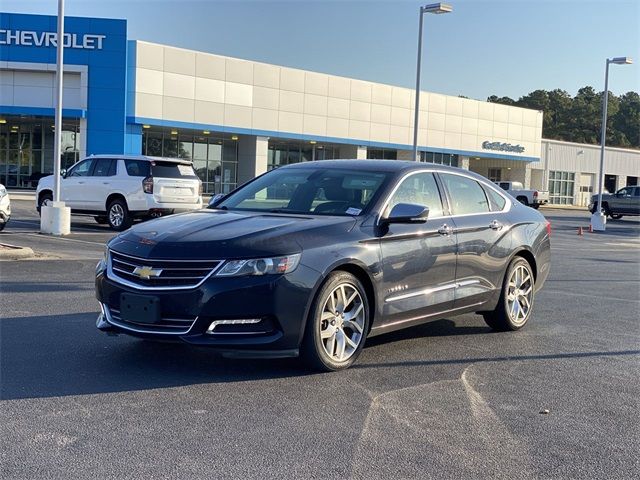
[610,214,623,220]
[531,204,540,210]
[94,216,109,225]
[301,271,370,371]
[107,198,132,231]
[37,192,53,215]
[483,256,535,331]
[0,222,5,232]
[516,196,528,206]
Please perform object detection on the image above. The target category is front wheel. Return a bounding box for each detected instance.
[37,192,53,215]
[301,271,370,371]
[107,199,132,231]
[610,214,623,220]
[516,196,528,206]
[483,257,535,331]
[531,204,540,210]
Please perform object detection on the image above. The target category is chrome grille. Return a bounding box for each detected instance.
[106,306,196,335]
[108,250,222,289]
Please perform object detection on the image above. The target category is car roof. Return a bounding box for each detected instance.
[281,159,503,188]
[85,154,192,165]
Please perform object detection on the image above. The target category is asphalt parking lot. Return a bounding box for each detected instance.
[1,199,639,479]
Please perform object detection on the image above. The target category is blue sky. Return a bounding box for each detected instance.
[3,0,638,100]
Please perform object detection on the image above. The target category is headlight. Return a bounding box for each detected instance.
[216,254,301,277]
[96,246,109,275]
[0,185,6,199]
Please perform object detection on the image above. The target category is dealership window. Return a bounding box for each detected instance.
[0,116,79,189]
[487,168,502,182]
[419,151,458,167]
[267,142,339,170]
[142,130,238,194]
[548,171,576,205]
[367,148,397,160]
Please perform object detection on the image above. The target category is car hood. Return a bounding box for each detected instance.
[108,209,358,259]
[38,175,54,188]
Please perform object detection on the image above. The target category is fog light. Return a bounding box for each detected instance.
[206,318,262,334]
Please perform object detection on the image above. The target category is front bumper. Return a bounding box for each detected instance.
[95,264,319,358]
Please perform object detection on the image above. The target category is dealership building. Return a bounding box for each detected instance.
[1,12,638,204]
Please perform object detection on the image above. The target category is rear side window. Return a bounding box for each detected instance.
[441,173,490,215]
[151,161,197,179]
[125,160,151,177]
[484,186,507,211]
[93,158,116,177]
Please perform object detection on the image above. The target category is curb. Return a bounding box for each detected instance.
[0,242,35,260]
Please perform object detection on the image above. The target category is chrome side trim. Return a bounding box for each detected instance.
[385,279,481,303]
[101,302,198,335]
[374,301,485,330]
[106,251,225,291]
[206,318,262,334]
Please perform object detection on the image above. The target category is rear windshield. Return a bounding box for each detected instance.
[124,159,197,178]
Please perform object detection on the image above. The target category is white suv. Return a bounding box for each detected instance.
[36,155,203,231]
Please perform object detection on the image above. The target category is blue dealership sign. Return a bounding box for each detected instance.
[0,12,128,155]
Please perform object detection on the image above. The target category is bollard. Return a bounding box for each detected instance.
[577,226,583,236]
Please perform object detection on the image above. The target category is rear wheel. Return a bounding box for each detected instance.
[302,271,369,371]
[531,204,540,210]
[516,196,528,206]
[610,214,623,220]
[107,199,132,231]
[483,257,535,331]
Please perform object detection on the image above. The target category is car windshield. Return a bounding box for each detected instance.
[216,167,391,216]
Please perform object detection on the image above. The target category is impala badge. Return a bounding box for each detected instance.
[132,266,163,280]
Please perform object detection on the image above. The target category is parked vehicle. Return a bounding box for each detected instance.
[589,185,640,219]
[0,184,10,231]
[496,181,549,209]
[96,160,551,371]
[36,155,202,231]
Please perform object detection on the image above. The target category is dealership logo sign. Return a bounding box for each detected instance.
[482,141,525,153]
[0,30,106,50]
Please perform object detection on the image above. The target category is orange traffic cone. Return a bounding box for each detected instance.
[577,226,584,236]
[588,224,593,233]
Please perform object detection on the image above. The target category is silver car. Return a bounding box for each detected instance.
[590,186,640,219]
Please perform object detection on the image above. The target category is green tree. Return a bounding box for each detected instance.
[613,91,640,146]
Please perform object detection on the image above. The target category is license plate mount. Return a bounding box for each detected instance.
[120,293,161,324]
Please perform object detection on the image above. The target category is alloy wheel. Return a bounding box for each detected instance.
[109,204,124,227]
[506,264,533,325]
[319,283,365,362]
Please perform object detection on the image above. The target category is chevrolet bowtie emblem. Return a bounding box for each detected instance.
[132,266,163,280]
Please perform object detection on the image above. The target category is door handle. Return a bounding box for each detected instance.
[102,182,110,185]
[78,181,85,184]
[438,223,453,236]
[489,220,503,230]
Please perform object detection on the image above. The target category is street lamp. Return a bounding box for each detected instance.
[591,56,633,232]
[412,3,453,162]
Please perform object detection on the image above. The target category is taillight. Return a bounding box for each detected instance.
[545,221,551,236]
[533,191,539,198]
[142,176,154,194]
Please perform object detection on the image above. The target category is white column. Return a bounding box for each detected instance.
[237,135,269,185]
[339,145,367,159]
[458,156,470,170]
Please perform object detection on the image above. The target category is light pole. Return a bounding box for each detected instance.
[412,3,452,162]
[40,0,71,235]
[591,56,633,232]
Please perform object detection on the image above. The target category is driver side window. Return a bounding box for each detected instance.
[386,172,444,218]
[67,159,94,177]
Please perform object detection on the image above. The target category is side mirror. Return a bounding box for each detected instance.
[383,203,429,224]
[60,169,67,178]
[208,193,226,208]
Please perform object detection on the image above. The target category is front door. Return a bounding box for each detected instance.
[438,172,512,310]
[379,172,457,326]
[62,158,95,209]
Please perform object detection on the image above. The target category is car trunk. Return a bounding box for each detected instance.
[150,161,200,204]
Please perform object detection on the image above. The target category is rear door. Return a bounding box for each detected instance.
[378,171,457,324]
[439,172,512,310]
[87,158,117,211]
[151,161,200,204]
